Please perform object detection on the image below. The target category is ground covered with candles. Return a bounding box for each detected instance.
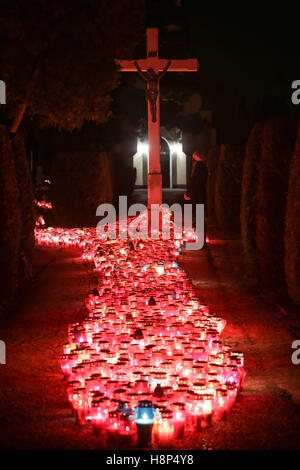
[0,224,300,449]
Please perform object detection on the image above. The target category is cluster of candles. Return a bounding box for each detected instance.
[35,200,53,210]
[35,210,245,447]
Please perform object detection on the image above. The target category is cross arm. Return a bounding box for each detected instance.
[115,59,140,72]
[115,58,199,73]
[166,59,199,72]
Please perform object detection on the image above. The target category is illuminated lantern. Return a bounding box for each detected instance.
[60,353,77,377]
[119,413,137,443]
[113,388,128,402]
[171,402,186,439]
[154,409,175,447]
[200,394,214,429]
[107,410,120,439]
[117,401,132,415]
[213,388,228,421]
[155,263,164,275]
[90,397,108,435]
[134,379,150,394]
[189,393,212,431]
[231,351,244,367]
[72,387,87,425]
[225,383,238,410]
[225,365,240,387]
[127,393,140,410]
[134,400,156,446]
[67,381,82,416]
[73,326,87,346]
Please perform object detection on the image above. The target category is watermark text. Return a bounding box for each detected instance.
[291,340,300,365]
[291,80,300,105]
[96,196,205,250]
[0,340,6,365]
[0,80,5,104]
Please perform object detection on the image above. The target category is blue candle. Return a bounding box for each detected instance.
[134,400,156,446]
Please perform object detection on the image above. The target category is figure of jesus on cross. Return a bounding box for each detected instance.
[134,60,171,123]
[116,28,198,207]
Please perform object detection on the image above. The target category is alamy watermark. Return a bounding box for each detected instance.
[96,196,205,250]
[291,80,300,105]
[0,340,6,365]
[0,80,6,104]
[291,340,300,365]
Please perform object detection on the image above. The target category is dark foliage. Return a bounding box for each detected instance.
[215,144,245,233]
[12,133,35,281]
[0,0,145,132]
[51,150,114,227]
[206,146,219,223]
[284,116,300,304]
[113,159,136,200]
[240,122,265,284]
[0,126,21,312]
[256,113,298,295]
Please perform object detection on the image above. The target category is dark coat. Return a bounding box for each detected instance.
[187,160,208,204]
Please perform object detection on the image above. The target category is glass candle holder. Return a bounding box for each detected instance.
[91,397,108,435]
[171,402,186,439]
[118,413,137,443]
[106,410,120,439]
[134,400,156,446]
[213,388,228,422]
[155,409,175,448]
[72,387,87,425]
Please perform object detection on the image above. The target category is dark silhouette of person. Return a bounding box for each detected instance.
[185,151,208,205]
[134,60,171,123]
[185,151,208,242]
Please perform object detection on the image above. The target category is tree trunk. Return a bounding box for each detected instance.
[10,63,40,135]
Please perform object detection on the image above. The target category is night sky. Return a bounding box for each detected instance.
[146,0,300,112]
[1,0,299,153]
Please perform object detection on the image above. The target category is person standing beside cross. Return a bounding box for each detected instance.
[134,60,171,123]
[184,151,208,206]
[184,151,208,244]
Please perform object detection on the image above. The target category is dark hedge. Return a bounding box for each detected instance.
[51,149,114,227]
[206,146,220,223]
[256,113,298,295]
[240,122,265,285]
[284,115,300,304]
[215,144,245,233]
[0,126,22,313]
[12,133,35,282]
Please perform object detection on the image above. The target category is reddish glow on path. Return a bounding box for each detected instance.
[35,213,245,447]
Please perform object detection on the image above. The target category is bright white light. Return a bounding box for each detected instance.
[170,143,182,154]
[137,140,183,155]
[137,141,148,155]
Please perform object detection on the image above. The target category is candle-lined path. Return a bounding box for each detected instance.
[35,212,245,447]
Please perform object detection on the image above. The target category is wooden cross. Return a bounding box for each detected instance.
[116,28,198,206]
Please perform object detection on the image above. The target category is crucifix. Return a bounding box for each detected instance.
[116,28,198,207]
